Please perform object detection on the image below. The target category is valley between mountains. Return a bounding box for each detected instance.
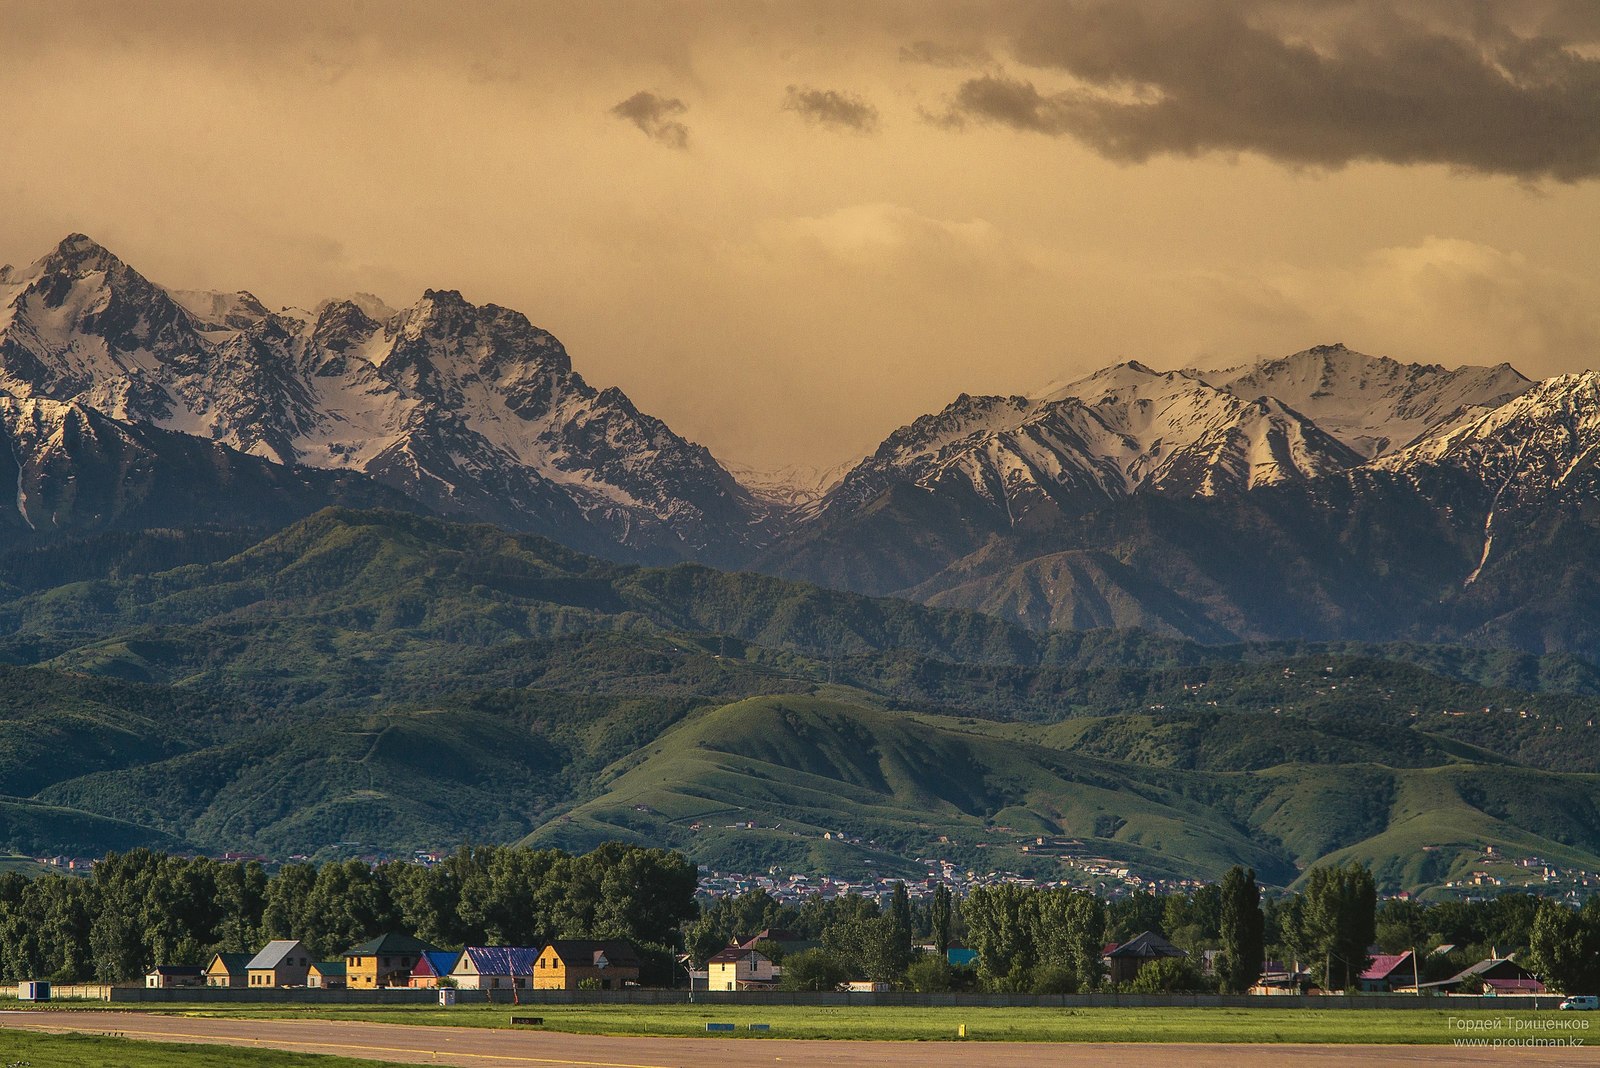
[1,234,1598,895]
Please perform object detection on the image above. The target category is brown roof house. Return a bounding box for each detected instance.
[708,946,778,991]
[1420,957,1547,996]
[1107,931,1187,987]
[532,940,642,991]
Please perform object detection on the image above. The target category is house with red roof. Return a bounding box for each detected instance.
[407,950,462,989]
[1357,951,1415,992]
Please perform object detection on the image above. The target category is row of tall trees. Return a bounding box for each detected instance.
[693,862,1592,995]
[7,847,1592,994]
[0,844,696,984]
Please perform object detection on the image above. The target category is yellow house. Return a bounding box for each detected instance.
[532,940,642,991]
[204,952,251,988]
[246,939,312,988]
[707,946,777,990]
[343,932,436,988]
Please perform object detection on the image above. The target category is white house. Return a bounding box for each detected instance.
[450,946,540,990]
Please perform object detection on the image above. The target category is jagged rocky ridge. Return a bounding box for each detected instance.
[6,234,1600,657]
[0,235,764,562]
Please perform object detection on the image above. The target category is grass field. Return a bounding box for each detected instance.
[43,1002,1593,1044]
[0,1028,400,1067]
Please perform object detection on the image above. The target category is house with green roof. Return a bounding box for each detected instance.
[343,932,438,988]
[307,960,347,989]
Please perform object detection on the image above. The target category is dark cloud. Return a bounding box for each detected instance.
[898,39,993,69]
[610,90,690,150]
[782,85,880,134]
[934,0,1600,181]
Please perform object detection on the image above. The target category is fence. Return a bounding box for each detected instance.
[14,986,1554,1010]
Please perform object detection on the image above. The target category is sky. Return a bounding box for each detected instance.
[3,1,1600,472]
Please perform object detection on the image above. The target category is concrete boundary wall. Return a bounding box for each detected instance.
[48,987,1554,1010]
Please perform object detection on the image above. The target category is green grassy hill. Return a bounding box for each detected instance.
[0,508,1595,891]
[522,694,1600,891]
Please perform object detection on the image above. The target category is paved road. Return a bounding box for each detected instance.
[2,1010,1598,1067]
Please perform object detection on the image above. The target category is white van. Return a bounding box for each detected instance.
[1559,995,1598,1011]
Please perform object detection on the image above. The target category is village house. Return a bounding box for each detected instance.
[1106,930,1187,986]
[407,951,462,989]
[145,965,204,989]
[532,940,641,991]
[204,952,251,988]
[344,932,437,989]
[707,946,778,991]
[307,961,347,989]
[1249,960,1312,995]
[737,928,815,957]
[246,940,313,988]
[1357,951,1417,993]
[1419,957,1547,996]
[451,947,541,990]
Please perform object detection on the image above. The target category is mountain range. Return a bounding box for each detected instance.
[4,234,1600,890]
[9,234,1598,664]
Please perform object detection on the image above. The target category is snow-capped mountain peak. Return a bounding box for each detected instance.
[0,234,764,563]
[1198,343,1532,459]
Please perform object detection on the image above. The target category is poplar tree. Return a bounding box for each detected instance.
[1218,865,1264,993]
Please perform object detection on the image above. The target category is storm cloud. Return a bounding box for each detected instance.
[610,90,690,150]
[782,86,880,134]
[937,1,1600,181]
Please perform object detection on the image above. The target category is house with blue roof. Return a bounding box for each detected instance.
[450,946,542,991]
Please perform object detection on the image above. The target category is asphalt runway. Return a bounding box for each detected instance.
[2,1010,1598,1067]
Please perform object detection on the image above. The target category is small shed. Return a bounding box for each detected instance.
[307,960,348,989]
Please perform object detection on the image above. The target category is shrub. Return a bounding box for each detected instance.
[1129,957,1208,994]
[905,954,953,993]
[778,948,852,992]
